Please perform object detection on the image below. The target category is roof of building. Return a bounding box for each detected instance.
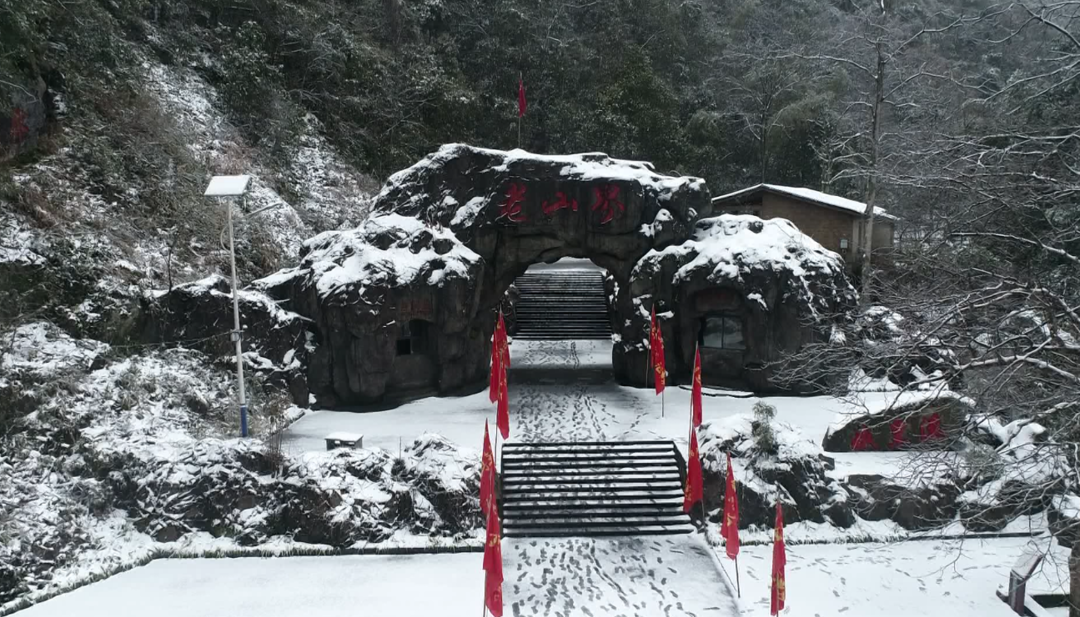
[711,183,898,221]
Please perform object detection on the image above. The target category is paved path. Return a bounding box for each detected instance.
[505,535,739,617]
[509,340,657,442]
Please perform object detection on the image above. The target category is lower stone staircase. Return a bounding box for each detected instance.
[500,440,693,537]
[513,269,612,340]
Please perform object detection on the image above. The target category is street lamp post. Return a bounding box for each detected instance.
[204,175,253,438]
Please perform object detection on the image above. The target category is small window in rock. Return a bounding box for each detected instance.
[700,314,745,350]
[396,319,431,355]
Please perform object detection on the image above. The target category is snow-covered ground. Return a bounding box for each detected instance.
[285,338,944,487]
[505,535,737,616]
[17,553,483,617]
[17,536,1066,617]
[733,536,1069,617]
[19,535,739,617]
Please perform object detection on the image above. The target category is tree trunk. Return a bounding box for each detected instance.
[1071,541,1080,617]
[860,40,885,304]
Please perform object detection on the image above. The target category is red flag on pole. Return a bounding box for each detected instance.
[517,77,527,118]
[480,421,496,519]
[650,307,665,395]
[691,345,703,427]
[497,311,510,369]
[489,315,504,404]
[683,429,702,513]
[483,508,504,617]
[771,501,787,616]
[496,357,510,439]
[720,452,740,559]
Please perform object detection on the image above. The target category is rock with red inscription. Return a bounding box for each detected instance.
[257,143,710,405]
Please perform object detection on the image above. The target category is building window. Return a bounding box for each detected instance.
[699,314,745,350]
[840,238,850,252]
[396,319,431,355]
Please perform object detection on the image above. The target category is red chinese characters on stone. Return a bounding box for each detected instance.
[9,108,29,143]
[541,191,578,216]
[591,184,625,225]
[498,182,528,223]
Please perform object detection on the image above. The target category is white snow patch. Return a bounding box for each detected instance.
[260,213,482,298]
[730,536,1067,617]
[828,388,974,433]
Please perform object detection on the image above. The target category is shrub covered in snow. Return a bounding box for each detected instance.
[697,415,853,529]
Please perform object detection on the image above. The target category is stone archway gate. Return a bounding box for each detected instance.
[256,144,855,406]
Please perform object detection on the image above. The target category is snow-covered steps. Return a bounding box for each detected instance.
[500,441,693,537]
[512,270,612,340]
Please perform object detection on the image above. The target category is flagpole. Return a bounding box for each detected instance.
[734,555,742,597]
[517,72,522,149]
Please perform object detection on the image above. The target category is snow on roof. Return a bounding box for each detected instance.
[260,213,482,298]
[713,183,897,220]
[325,431,362,442]
[638,214,849,286]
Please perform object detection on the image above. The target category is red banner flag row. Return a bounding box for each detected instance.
[771,501,787,616]
[683,429,703,513]
[489,311,510,440]
[650,307,666,395]
[483,507,504,617]
[480,421,496,520]
[721,452,740,560]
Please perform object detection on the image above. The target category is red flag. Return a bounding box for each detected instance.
[720,452,740,559]
[691,345,703,427]
[496,358,510,439]
[483,508,504,617]
[683,429,702,513]
[497,311,510,368]
[480,421,496,518]
[771,501,787,615]
[650,307,665,395]
[489,316,503,403]
[517,77,527,118]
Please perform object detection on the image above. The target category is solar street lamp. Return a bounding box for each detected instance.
[204,175,252,437]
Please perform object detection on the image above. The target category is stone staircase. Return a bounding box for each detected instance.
[513,270,612,340]
[500,441,694,537]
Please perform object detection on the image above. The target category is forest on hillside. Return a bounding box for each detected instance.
[2,0,1079,429]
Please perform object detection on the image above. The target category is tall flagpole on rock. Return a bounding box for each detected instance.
[516,73,525,149]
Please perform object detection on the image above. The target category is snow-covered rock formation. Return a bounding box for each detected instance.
[246,144,853,404]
